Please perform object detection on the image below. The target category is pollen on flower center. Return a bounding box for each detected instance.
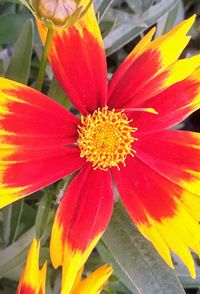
[77,106,137,170]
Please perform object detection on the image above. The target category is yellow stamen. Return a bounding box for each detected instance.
[77,106,136,170]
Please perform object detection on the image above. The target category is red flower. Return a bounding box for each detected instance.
[0,4,200,293]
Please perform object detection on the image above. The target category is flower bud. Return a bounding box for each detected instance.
[20,0,92,28]
[36,0,78,26]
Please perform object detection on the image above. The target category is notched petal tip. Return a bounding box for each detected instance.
[17,239,47,294]
[70,264,113,294]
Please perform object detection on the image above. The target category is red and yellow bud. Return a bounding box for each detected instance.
[17,239,47,294]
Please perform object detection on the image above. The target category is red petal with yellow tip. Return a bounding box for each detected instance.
[37,2,107,115]
[134,130,200,198]
[50,164,113,294]
[0,78,83,208]
[108,16,198,110]
[17,239,47,294]
[108,27,156,101]
[131,69,200,134]
[113,156,200,278]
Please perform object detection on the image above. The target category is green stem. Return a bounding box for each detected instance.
[35,27,54,91]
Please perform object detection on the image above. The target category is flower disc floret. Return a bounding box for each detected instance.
[77,107,136,170]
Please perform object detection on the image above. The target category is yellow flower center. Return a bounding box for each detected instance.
[77,107,136,170]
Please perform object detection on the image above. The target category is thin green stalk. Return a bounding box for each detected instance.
[35,27,54,91]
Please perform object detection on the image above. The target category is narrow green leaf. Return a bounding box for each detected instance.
[162,3,179,34]
[100,19,117,39]
[0,0,18,3]
[1,206,12,246]
[144,0,179,27]
[0,227,35,278]
[40,209,56,245]
[125,0,143,13]
[141,0,154,12]
[176,264,200,289]
[6,19,33,84]
[126,0,154,13]
[35,190,53,238]
[155,0,183,37]
[104,0,178,56]
[48,78,71,108]
[3,263,24,282]
[0,13,31,44]
[97,241,137,294]
[101,201,185,294]
[162,0,184,34]
[97,0,114,22]
[10,200,24,243]
[105,26,146,56]
[13,202,37,239]
[0,59,4,75]
[104,9,147,56]
[1,248,49,283]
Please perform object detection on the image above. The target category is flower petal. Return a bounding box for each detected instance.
[50,164,113,294]
[108,16,198,109]
[72,264,113,294]
[134,130,200,197]
[131,68,200,134]
[108,27,156,100]
[17,239,47,294]
[37,2,107,115]
[0,78,83,208]
[113,155,200,278]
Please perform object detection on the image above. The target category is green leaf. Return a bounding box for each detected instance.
[35,190,53,239]
[176,264,200,289]
[0,59,4,75]
[6,19,33,84]
[104,9,147,56]
[162,0,184,34]
[100,201,185,294]
[10,200,24,243]
[155,0,183,38]
[3,263,24,282]
[125,0,154,13]
[96,0,114,22]
[144,0,179,27]
[104,0,179,56]
[0,13,31,44]
[141,0,154,12]
[48,78,71,108]
[1,206,12,246]
[13,202,36,239]
[98,241,135,294]
[0,227,35,278]
[0,0,18,3]
[162,3,180,34]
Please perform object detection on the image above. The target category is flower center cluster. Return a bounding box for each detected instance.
[77,107,136,170]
